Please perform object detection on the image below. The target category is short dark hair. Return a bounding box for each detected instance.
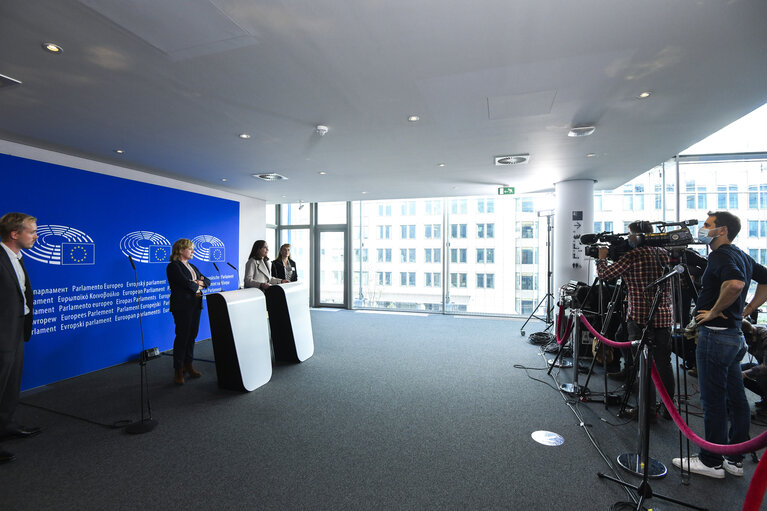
[0,212,36,242]
[708,211,741,241]
[628,220,653,234]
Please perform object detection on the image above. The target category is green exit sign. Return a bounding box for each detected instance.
[497,186,515,195]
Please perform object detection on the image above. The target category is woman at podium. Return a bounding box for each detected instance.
[271,243,298,282]
[166,238,210,385]
[244,240,286,291]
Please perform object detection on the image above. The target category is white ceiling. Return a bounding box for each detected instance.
[1,0,766,203]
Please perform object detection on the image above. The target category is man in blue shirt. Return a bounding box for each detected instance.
[673,211,767,479]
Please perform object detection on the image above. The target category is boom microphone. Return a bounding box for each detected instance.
[212,262,223,291]
[128,254,136,270]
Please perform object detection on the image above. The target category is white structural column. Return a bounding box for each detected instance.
[553,179,595,295]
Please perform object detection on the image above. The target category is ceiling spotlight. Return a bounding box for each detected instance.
[42,42,63,54]
[238,133,251,139]
[586,153,596,158]
[638,91,652,99]
[315,124,329,136]
[361,191,368,195]
[318,171,327,175]
[114,149,125,154]
[437,163,446,167]
[221,178,228,182]
[568,126,596,137]
[407,115,420,122]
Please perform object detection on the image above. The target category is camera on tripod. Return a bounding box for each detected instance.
[577,231,632,261]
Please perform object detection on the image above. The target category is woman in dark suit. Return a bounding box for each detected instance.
[271,243,297,282]
[166,238,210,385]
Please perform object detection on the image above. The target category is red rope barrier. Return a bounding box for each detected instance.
[579,314,633,349]
[743,453,767,511]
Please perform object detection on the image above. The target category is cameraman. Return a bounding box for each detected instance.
[595,220,675,418]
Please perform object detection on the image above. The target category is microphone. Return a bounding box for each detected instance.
[226,262,240,289]
[645,264,684,290]
[212,262,223,291]
[128,254,136,270]
[578,233,600,245]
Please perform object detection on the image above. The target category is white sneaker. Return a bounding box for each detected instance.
[723,459,744,476]
[672,456,725,479]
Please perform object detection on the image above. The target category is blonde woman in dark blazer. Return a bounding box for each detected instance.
[271,243,297,282]
[244,240,286,290]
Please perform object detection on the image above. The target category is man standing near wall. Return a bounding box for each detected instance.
[0,212,42,464]
[673,211,767,478]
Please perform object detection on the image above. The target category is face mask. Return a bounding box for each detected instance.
[698,227,718,245]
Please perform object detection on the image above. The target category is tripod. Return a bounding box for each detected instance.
[125,255,158,434]
[598,266,703,511]
[521,212,554,336]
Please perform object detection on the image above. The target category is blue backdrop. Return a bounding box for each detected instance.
[0,153,239,389]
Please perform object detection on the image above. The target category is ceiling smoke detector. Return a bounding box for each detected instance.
[315,124,329,136]
[494,154,530,166]
[252,173,288,181]
[568,126,596,137]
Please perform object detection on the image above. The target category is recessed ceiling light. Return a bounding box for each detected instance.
[437,163,446,167]
[114,149,125,154]
[281,195,287,198]
[568,126,596,137]
[318,171,327,175]
[638,91,652,99]
[251,173,288,181]
[42,42,63,54]
[407,115,420,122]
[221,178,227,182]
[586,153,596,158]
[361,191,368,195]
[238,133,251,139]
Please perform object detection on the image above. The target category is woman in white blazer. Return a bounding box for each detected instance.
[244,240,286,290]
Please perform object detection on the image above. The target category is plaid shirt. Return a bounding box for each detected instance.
[595,246,673,327]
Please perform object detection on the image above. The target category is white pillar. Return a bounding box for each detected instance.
[553,180,595,295]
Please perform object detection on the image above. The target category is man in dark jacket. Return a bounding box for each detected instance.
[741,320,767,408]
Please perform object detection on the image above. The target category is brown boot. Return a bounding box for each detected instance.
[184,362,202,379]
[174,367,185,385]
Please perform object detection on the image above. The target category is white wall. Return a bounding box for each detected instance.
[0,140,265,286]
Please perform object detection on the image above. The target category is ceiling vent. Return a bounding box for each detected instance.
[0,73,22,89]
[494,154,530,166]
[252,173,288,181]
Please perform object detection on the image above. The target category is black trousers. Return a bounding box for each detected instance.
[0,337,24,432]
[171,304,202,369]
[627,320,674,405]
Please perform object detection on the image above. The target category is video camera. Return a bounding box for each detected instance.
[578,219,697,261]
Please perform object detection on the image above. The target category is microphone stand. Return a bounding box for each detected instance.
[212,262,223,291]
[226,262,239,289]
[125,255,158,434]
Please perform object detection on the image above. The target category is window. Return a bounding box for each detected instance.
[729,184,738,209]
[451,224,467,238]
[477,273,495,289]
[451,199,468,215]
[377,225,391,239]
[604,221,613,232]
[450,273,467,288]
[748,184,767,209]
[400,272,416,286]
[425,272,441,287]
[635,184,644,210]
[353,248,368,263]
[749,221,758,237]
[623,184,634,210]
[477,223,495,238]
[400,248,415,263]
[517,273,537,290]
[377,248,392,263]
[424,248,441,263]
[476,248,495,263]
[376,272,392,286]
[518,199,534,212]
[424,224,441,239]
[400,224,416,239]
[425,200,442,215]
[519,222,535,238]
[594,193,603,211]
[400,201,416,216]
[378,204,391,216]
[477,198,495,213]
[450,248,467,263]
[654,184,662,210]
[518,247,537,265]
[476,248,484,263]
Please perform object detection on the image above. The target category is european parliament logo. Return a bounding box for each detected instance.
[120,231,171,263]
[191,234,225,262]
[23,225,96,266]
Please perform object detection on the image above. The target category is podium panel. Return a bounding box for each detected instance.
[207,289,272,391]
[265,282,315,362]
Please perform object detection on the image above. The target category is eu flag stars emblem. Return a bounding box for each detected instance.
[62,242,95,265]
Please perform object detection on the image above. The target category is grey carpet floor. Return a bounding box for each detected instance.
[2,309,764,510]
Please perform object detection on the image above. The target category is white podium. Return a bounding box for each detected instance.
[265,281,314,362]
[206,289,272,391]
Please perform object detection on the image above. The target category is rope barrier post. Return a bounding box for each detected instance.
[560,308,582,396]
